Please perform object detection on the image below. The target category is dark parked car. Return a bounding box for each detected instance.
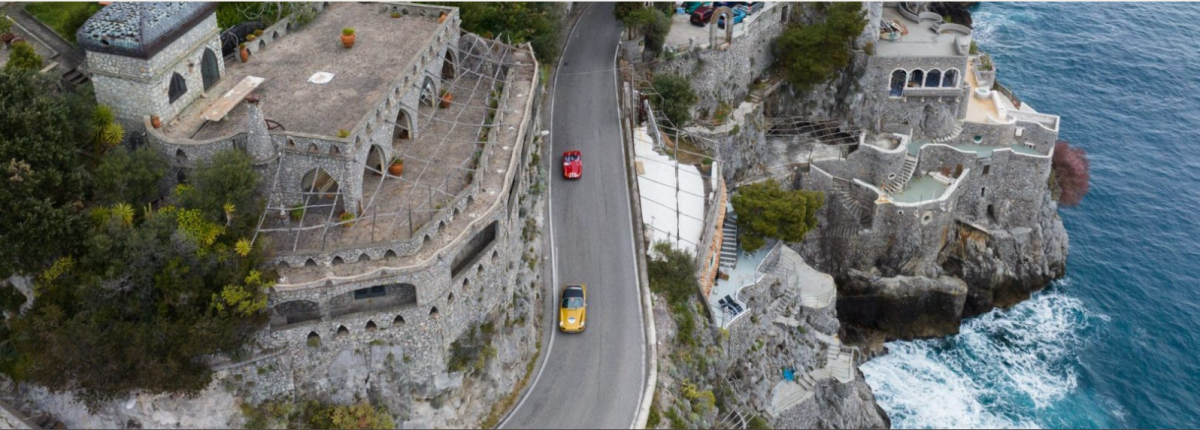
[690,6,714,26]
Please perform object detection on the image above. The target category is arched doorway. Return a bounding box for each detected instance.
[365,144,387,174]
[441,50,456,80]
[420,76,437,107]
[908,69,924,88]
[889,70,906,97]
[393,108,413,141]
[202,48,220,90]
[942,69,959,87]
[300,168,339,200]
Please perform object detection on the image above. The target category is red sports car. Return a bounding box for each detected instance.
[562,150,582,179]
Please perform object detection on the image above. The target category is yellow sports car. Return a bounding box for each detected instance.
[559,284,587,333]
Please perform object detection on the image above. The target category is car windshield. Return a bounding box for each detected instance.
[565,154,578,162]
[562,297,584,309]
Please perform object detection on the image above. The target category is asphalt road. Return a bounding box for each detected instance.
[501,4,646,429]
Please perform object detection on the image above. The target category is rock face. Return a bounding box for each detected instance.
[837,270,968,340]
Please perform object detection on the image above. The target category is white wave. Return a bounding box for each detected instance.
[862,287,1101,429]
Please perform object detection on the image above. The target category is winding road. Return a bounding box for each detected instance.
[500,4,648,428]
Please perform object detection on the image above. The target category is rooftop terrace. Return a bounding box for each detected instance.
[876,6,970,58]
[164,3,442,139]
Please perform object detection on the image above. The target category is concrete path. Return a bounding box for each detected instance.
[500,4,646,428]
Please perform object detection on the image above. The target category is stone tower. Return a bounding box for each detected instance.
[77,2,223,126]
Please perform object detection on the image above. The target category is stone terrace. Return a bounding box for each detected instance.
[272,46,537,287]
[164,3,441,139]
[876,6,963,58]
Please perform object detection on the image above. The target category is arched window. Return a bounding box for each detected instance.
[441,50,456,80]
[889,70,906,97]
[201,48,220,90]
[942,69,959,87]
[925,69,942,88]
[168,73,187,103]
[908,69,924,88]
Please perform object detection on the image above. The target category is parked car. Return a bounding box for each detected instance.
[690,6,714,27]
[718,8,747,29]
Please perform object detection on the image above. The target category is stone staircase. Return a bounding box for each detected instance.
[719,211,739,271]
[884,155,919,194]
[831,178,872,227]
[932,122,965,144]
[769,331,859,417]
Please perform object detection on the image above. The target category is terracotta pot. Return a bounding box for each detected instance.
[150,115,162,129]
[239,47,249,63]
[438,12,448,24]
[389,162,404,176]
[0,33,14,46]
[341,33,355,49]
[439,92,453,109]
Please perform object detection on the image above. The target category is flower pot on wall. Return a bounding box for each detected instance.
[151,115,162,129]
[240,47,249,63]
[439,92,453,109]
[389,161,404,176]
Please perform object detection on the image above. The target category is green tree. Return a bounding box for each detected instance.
[92,146,168,206]
[651,73,697,128]
[0,71,90,279]
[772,3,866,90]
[440,2,565,62]
[730,179,824,252]
[301,401,395,429]
[179,149,261,233]
[647,242,699,307]
[4,42,43,72]
[621,7,671,54]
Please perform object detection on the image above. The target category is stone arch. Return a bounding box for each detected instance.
[889,70,906,97]
[925,69,942,88]
[308,142,320,153]
[385,249,398,258]
[908,69,924,88]
[365,320,378,331]
[463,277,470,288]
[942,69,959,87]
[393,314,406,325]
[429,306,439,316]
[258,39,266,50]
[441,49,456,80]
[448,292,455,303]
[393,108,413,141]
[286,138,297,149]
[329,145,340,156]
[201,48,220,90]
[365,144,387,175]
[305,258,318,267]
[307,331,320,343]
[423,235,432,245]
[336,325,349,338]
[175,149,188,164]
[420,76,438,107]
[273,300,321,326]
[491,249,499,262]
[438,220,446,232]
[331,256,345,266]
[272,30,280,40]
[168,72,187,103]
[300,168,340,199]
[709,6,735,47]
[357,253,370,262]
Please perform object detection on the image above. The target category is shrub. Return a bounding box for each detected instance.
[648,242,699,306]
[337,129,350,138]
[730,179,824,252]
[0,14,12,35]
[342,27,355,36]
[4,42,43,72]
[651,73,697,128]
[1051,140,1090,206]
[289,204,306,221]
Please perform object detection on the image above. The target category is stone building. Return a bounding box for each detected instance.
[78,2,224,126]
[78,1,546,391]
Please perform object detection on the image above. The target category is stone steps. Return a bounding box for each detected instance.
[884,155,919,194]
[932,122,965,144]
[719,212,739,271]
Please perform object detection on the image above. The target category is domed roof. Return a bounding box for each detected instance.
[77,2,217,59]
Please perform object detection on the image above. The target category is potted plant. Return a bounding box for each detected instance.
[150,115,162,129]
[388,157,405,176]
[438,11,448,24]
[239,42,250,62]
[341,27,355,49]
[439,89,453,109]
[0,14,13,45]
[339,211,356,227]
[254,29,264,37]
[337,129,350,138]
[391,11,401,19]
[289,204,306,221]
[246,33,257,41]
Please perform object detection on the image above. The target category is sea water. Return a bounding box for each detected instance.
[861,3,1200,428]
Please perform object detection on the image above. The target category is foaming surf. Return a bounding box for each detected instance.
[862,284,1102,429]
